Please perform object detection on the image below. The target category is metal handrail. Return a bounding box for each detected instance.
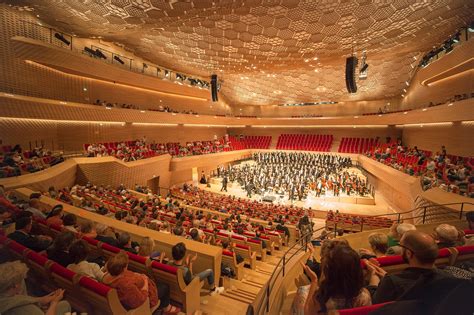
[252,200,473,314]
[253,226,326,315]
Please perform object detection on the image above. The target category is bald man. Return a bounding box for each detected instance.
[370,230,453,304]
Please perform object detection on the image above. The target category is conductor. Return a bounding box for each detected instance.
[221,175,228,192]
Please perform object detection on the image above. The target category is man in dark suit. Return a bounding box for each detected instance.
[366,230,458,304]
[221,176,228,192]
[8,215,52,252]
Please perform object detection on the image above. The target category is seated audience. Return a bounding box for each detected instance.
[433,223,464,248]
[67,240,104,281]
[117,232,138,254]
[8,215,52,252]
[386,223,416,254]
[367,230,460,303]
[0,261,71,315]
[78,221,97,239]
[45,205,64,227]
[360,233,388,258]
[25,198,46,219]
[46,231,75,267]
[62,213,78,232]
[138,237,163,261]
[95,224,118,246]
[103,252,180,314]
[168,242,224,295]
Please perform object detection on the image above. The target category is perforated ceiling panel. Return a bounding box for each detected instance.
[6,0,474,106]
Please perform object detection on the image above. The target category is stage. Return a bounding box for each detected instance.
[201,181,396,217]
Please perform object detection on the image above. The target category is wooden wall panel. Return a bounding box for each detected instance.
[0,118,227,153]
[402,39,474,109]
[0,5,230,116]
[401,121,474,157]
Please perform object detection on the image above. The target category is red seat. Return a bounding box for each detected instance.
[223,250,234,257]
[26,251,49,266]
[101,243,120,253]
[151,261,178,275]
[456,245,474,255]
[338,302,393,314]
[79,276,111,297]
[50,262,76,280]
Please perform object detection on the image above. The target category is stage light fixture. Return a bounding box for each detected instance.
[113,55,124,64]
[95,49,106,59]
[54,32,70,46]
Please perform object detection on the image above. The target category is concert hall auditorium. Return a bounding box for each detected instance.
[0,1,473,314]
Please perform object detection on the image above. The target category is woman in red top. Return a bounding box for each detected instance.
[103,252,180,314]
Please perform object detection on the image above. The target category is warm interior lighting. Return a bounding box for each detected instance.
[251,125,389,128]
[396,122,453,127]
[24,60,209,101]
[132,122,178,126]
[0,117,125,125]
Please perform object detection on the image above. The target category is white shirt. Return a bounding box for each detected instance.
[68,261,104,281]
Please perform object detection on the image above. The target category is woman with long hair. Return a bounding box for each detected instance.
[303,243,371,313]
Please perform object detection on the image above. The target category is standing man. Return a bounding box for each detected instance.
[221,175,228,192]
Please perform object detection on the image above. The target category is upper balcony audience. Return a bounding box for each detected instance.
[92,99,198,115]
[0,145,64,178]
[366,140,473,198]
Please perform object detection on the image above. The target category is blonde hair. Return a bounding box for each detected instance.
[368,233,389,254]
[0,261,28,293]
[138,237,155,257]
[106,252,129,276]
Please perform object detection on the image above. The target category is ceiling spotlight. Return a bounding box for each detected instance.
[313,57,318,60]
[405,81,410,86]
[304,59,310,62]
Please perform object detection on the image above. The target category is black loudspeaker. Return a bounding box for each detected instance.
[211,74,218,102]
[345,56,358,93]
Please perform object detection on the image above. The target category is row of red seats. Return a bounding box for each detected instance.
[338,138,379,154]
[239,136,272,149]
[276,134,333,151]
[340,243,474,314]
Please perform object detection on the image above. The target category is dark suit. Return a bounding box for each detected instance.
[372,267,456,304]
[95,235,118,247]
[8,230,50,252]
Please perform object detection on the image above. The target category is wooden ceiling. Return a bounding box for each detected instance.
[10,0,474,106]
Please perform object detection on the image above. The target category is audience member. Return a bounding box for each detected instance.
[67,240,104,281]
[0,261,71,315]
[168,242,224,295]
[46,231,75,267]
[103,252,180,314]
[302,243,371,313]
[367,230,455,303]
[433,224,463,248]
[8,215,52,252]
[45,205,64,227]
